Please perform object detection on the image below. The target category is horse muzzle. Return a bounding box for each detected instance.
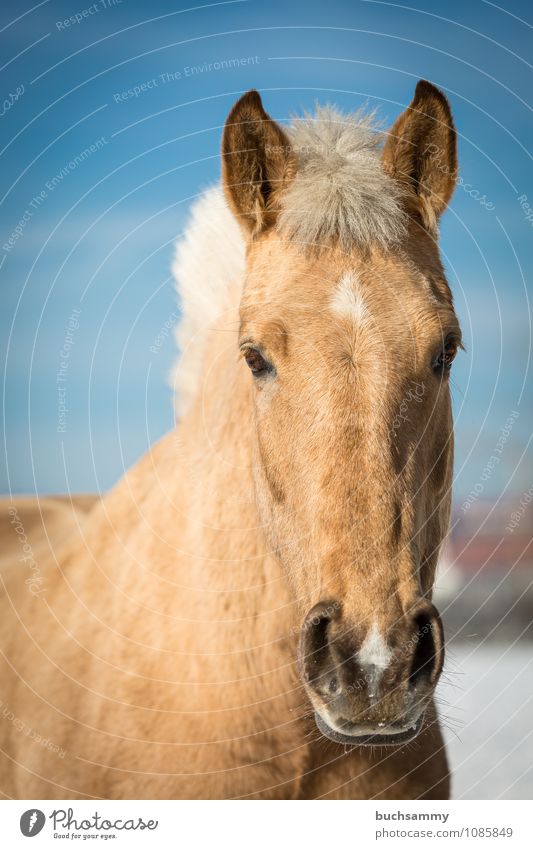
[298,599,444,746]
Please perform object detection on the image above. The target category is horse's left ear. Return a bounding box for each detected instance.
[382,80,457,234]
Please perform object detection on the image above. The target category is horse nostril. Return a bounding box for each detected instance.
[409,604,444,687]
[299,600,340,687]
[328,675,339,694]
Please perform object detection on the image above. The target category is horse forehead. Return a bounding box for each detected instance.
[246,244,443,345]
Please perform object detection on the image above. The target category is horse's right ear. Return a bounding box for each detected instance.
[382,80,457,235]
[222,90,296,237]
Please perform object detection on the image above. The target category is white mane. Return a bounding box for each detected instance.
[170,185,244,418]
[171,105,405,417]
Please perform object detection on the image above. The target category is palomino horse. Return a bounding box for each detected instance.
[0,80,461,799]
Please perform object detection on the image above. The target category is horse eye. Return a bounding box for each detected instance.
[433,339,457,375]
[243,348,273,377]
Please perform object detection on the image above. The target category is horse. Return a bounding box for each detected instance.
[0,79,461,799]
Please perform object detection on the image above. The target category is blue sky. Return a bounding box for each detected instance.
[1,0,531,506]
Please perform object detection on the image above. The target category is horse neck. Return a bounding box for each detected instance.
[160,323,295,643]
[171,318,279,586]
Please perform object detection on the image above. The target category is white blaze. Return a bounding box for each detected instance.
[330,272,368,325]
[358,621,393,671]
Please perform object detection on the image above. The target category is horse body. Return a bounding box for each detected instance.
[1,81,459,799]
[0,406,448,800]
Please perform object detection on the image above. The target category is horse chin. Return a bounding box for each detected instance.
[314,710,425,747]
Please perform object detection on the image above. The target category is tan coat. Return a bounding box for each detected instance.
[0,80,460,799]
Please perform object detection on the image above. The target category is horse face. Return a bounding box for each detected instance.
[223,84,460,744]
